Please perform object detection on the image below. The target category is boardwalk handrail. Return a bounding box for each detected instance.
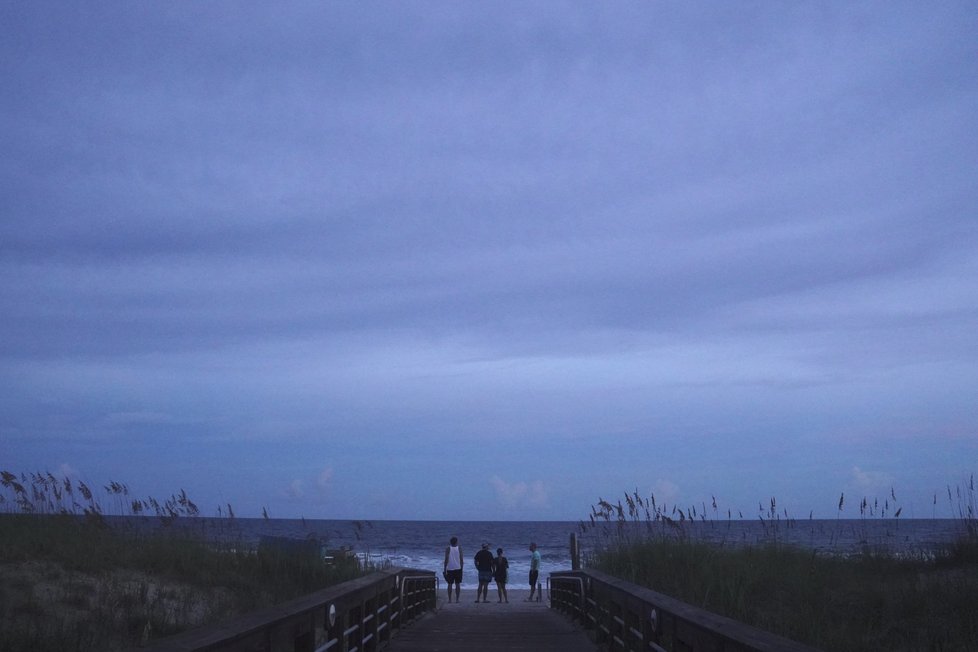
[139,567,436,652]
[550,569,823,652]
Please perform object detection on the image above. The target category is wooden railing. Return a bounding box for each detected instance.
[549,569,823,652]
[140,568,436,652]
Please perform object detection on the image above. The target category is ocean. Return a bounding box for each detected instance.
[113,516,971,590]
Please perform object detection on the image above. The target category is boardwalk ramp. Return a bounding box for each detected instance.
[391,589,596,652]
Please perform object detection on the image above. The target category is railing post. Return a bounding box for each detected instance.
[365,594,374,652]
[336,608,349,652]
[570,532,580,570]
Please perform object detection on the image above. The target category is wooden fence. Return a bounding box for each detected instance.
[549,569,823,652]
[139,568,436,652]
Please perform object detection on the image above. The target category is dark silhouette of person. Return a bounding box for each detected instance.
[494,547,509,603]
[473,542,495,603]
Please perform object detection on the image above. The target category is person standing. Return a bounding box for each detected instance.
[473,542,495,603]
[443,536,463,603]
[527,542,541,601]
[493,547,509,603]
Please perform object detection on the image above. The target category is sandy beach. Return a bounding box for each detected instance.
[435,588,548,610]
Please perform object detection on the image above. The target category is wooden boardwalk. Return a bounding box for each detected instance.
[390,589,597,651]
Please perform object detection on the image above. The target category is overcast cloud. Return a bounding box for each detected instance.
[2,2,976,520]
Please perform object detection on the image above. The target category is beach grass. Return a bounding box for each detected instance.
[0,470,368,651]
[581,479,978,651]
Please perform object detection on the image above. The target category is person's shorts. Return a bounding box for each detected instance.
[529,569,539,586]
[478,570,493,584]
[446,569,462,585]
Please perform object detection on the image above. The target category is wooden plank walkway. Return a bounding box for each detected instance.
[391,589,597,652]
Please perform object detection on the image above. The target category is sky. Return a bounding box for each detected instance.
[2,2,976,522]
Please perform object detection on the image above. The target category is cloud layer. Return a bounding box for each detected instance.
[2,2,976,519]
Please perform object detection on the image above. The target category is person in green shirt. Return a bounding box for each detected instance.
[527,542,541,601]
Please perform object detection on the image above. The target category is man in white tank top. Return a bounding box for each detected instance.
[443,536,463,603]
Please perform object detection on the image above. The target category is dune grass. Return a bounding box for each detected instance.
[0,471,367,652]
[580,479,978,651]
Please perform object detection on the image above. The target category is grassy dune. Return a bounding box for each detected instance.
[0,471,366,651]
[581,481,978,651]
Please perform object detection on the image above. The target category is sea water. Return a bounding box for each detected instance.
[112,517,970,590]
[143,519,577,590]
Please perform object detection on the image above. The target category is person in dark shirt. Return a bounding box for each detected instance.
[473,542,495,603]
[493,547,509,603]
